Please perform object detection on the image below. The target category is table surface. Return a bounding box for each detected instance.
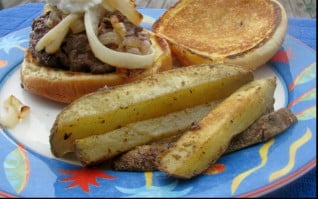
[0,2,316,198]
[0,0,317,18]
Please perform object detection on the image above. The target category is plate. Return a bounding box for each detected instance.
[0,9,316,197]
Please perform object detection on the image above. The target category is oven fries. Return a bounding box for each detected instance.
[50,63,253,157]
[74,101,221,166]
[156,77,276,179]
[112,108,297,172]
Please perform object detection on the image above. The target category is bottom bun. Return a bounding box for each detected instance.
[20,32,172,104]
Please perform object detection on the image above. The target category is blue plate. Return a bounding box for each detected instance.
[0,9,316,197]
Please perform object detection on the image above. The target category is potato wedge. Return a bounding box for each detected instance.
[74,101,221,166]
[112,108,299,172]
[157,77,276,179]
[50,64,253,157]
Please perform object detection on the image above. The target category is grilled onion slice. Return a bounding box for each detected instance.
[84,6,155,69]
[0,95,30,129]
[104,0,143,26]
[35,13,80,54]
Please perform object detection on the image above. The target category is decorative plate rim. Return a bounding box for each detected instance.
[0,9,316,198]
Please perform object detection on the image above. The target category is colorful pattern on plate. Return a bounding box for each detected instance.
[3,144,30,194]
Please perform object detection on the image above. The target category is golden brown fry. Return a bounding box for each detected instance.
[113,108,297,172]
[50,64,253,157]
[74,101,221,166]
[156,77,276,179]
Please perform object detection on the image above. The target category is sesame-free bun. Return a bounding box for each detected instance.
[20,32,172,104]
[153,0,287,70]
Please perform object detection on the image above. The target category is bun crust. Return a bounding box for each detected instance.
[20,32,172,103]
[153,0,287,70]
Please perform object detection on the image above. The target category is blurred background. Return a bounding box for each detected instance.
[0,0,316,18]
[0,0,44,9]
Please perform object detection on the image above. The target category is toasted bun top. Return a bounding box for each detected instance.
[153,0,287,69]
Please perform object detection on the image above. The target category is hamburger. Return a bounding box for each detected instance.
[20,0,173,103]
[153,0,288,70]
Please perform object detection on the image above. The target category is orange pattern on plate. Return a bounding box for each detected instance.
[0,60,7,68]
[204,163,226,174]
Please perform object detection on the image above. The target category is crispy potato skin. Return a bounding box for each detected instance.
[156,77,276,179]
[50,64,253,157]
[74,101,221,166]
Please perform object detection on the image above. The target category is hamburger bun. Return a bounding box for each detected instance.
[20,2,173,104]
[21,31,172,104]
[153,0,288,70]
